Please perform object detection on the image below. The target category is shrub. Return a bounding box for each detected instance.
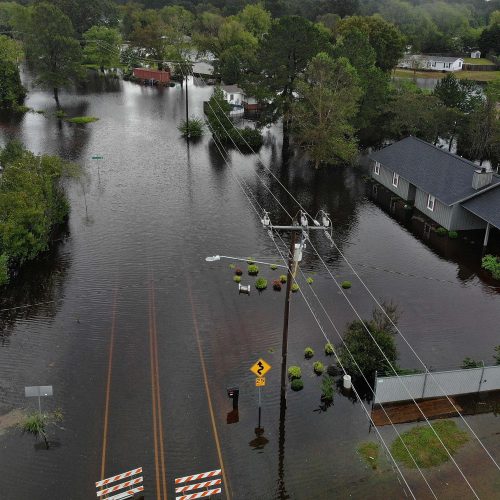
[324,343,334,356]
[313,361,325,375]
[55,110,66,118]
[231,126,263,152]
[288,366,302,380]
[482,254,500,280]
[461,357,482,369]
[248,264,259,275]
[321,374,335,402]
[279,274,287,283]
[229,264,235,270]
[273,280,282,291]
[233,275,241,283]
[306,277,314,284]
[291,283,299,292]
[448,230,458,239]
[436,227,447,236]
[495,345,500,365]
[341,281,351,289]
[247,257,255,264]
[178,117,204,138]
[291,378,304,391]
[255,277,268,290]
[304,347,314,359]
[270,264,278,270]
[67,116,99,124]
[235,267,243,276]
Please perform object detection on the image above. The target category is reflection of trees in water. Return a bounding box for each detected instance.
[0,228,71,343]
[76,70,122,94]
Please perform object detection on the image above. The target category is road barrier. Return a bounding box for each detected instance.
[175,468,222,500]
[95,467,143,499]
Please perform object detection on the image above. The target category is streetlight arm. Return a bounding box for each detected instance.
[205,255,287,269]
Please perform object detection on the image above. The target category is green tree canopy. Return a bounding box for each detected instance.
[292,53,362,168]
[237,4,272,38]
[83,26,122,71]
[336,14,405,72]
[0,33,23,63]
[0,60,26,109]
[26,2,82,106]
[433,73,482,113]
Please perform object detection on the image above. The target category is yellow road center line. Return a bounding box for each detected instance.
[100,289,118,482]
[187,277,232,500]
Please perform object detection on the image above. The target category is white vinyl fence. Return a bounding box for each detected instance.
[374,365,500,404]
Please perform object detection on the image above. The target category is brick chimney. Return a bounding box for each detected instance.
[472,167,493,190]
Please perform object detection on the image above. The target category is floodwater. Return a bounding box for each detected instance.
[0,70,499,499]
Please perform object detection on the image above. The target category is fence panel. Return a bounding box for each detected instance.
[374,365,500,404]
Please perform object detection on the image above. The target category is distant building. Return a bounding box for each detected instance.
[370,137,500,243]
[132,68,171,85]
[471,50,481,58]
[398,55,464,72]
[221,85,260,112]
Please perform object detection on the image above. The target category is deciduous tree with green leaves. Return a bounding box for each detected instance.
[83,26,122,72]
[292,53,362,168]
[26,2,82,107]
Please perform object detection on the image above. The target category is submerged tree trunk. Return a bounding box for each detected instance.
[53,87,60,108]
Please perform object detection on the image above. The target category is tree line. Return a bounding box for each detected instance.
[0,0,499,169]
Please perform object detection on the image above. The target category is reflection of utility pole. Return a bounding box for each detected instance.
[185,71,189,139]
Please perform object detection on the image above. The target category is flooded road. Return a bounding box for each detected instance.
[0,71,499,499]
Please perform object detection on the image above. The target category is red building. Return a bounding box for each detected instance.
[133,68,171,85]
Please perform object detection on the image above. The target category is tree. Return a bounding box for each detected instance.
[494,345,500,365]
[0,34,23,64]
[291,53,362,168]
[478,24,500,55]
[336,15,405,72]
[433,73,482,113]
[44,0,118,35]
[129,12,168,69]
[237,4,272,38]
[26,3,82,107]
[205,87,232,143]
[250,16,331,152]
[83,26,122,71]
[0,60,26,109]
[338,319,398,381]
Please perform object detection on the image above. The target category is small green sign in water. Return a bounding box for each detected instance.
[92,156,104,160]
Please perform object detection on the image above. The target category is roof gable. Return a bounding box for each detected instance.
[370,137,500,205]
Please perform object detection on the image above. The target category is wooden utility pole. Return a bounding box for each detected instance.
[280,230,297,395]
[185,72,189,139]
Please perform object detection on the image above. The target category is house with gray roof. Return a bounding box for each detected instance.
[370,137,500,244]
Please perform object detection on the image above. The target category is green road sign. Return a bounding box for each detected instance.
[92,156,104,160]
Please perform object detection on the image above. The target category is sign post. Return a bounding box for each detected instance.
[92,155,104,181]
[250,359,271,431]
[25,385,53,413]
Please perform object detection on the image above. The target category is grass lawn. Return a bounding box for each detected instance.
[66,116,99,124]
[463,57,494,65]
[394,68,499,82]
[358,441,380,470]
[391,420,468,468]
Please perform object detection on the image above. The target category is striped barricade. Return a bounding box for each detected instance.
[96,467,143,500]
[175,468,222,500]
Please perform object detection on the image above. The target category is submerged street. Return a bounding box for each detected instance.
[0,73,499,499]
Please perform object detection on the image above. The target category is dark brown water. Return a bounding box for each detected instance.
[0,71,499,499]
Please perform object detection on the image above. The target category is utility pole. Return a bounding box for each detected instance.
[280,230,296,395]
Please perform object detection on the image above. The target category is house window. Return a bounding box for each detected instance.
[374,161,380,175]
[427,194,435,211]
[230,94,234,100]
[392,172,399,187]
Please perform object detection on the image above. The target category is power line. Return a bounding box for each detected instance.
[187,63,499,481]
[181,65,421,499]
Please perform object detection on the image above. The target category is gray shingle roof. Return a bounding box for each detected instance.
[462,188,500,229]
[369,137,500,205]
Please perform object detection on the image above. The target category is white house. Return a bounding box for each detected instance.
[471,50,481,58]
[220,85,261,113]
[398,55,464,72]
